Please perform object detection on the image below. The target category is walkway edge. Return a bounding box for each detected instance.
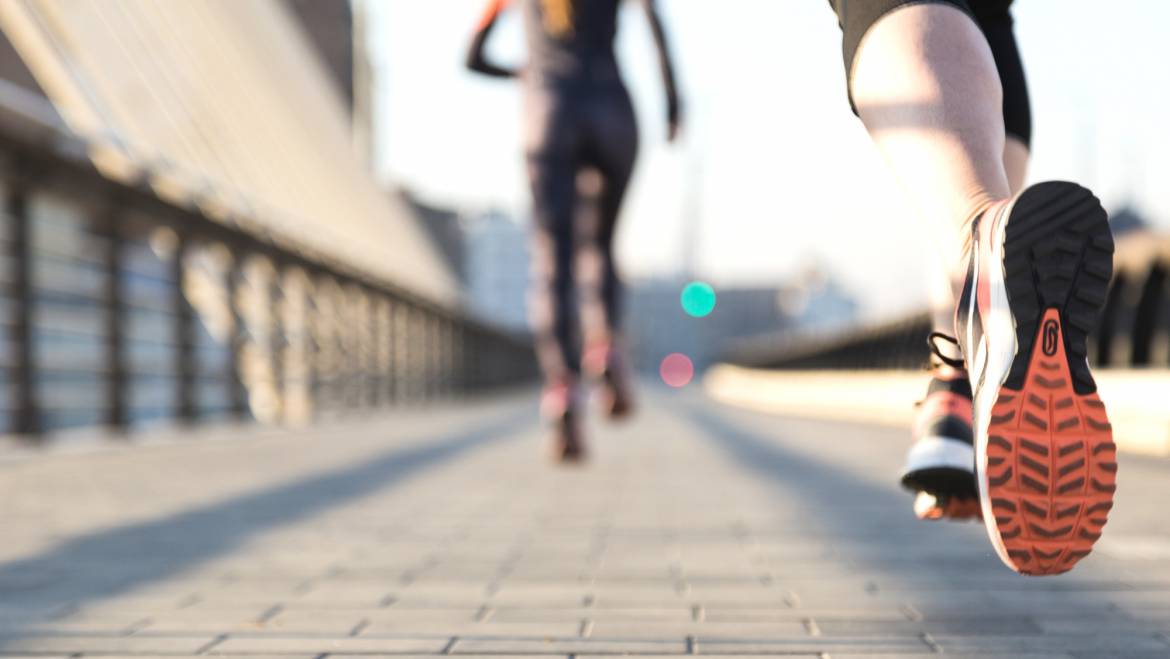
[704,365,1170,457]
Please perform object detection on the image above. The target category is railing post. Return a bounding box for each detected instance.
[351,287,364,409]
[433,314,443,399]
[270,260,285,423]
[424,311,437,402]
[452,321,465,398]
[384,298,396,405]
[391,299,405,405]
[364,288,377,409]
[327,279,344,410]
[8,184,39,436]
[464,327,479,394]
[173,235,196,423]
[305,274,320,418]
[1131,264,1166,367]
[402,304,415,403]
[227,252,249,420]
[100,206,127,431]
[377,295,391,407]
[346,285,361,409]
[330,278,344,411]
[409,305,422,402]
[441,316,454,398]
[434,313,445,399]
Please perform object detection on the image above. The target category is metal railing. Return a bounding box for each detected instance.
[724,231,1170,371]
[0,97,536,438]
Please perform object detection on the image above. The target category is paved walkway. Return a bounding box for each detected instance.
[1,390,1169,657]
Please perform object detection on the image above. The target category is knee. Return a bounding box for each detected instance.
[531,232,573,285]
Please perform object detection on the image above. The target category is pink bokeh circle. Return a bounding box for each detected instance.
[660,353,695,388]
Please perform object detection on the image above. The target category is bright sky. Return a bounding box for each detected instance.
[366,0,1170,320]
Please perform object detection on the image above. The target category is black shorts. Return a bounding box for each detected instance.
[830,0,1031,146]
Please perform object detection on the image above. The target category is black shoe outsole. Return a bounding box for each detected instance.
[1002,182,1115,395]
[902,466,979,500]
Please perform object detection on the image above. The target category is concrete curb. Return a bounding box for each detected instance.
[704,365,1170,457]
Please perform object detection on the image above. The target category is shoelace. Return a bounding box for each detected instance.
[927,332,965,369]
[913,332,967,411]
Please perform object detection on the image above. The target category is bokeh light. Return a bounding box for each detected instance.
[680,281,716,318]
[660,353,695,388]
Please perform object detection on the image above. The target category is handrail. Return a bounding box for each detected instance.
[724,231,1170,371]
[0,95,537,438]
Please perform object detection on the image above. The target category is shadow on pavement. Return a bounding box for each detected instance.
[0,409,532,632]
[685,401,1170,656]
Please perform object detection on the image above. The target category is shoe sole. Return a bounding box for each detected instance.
[599,368,635,420]
[901,436,977,499]
[902,466,978,500]
[977,182,1117,575]
[547,410,587,463]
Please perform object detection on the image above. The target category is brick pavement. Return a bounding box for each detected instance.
[1,390,1169,657]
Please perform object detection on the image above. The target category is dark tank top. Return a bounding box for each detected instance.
[520,0,623,85]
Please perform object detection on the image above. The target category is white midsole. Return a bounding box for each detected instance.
[974,197,1023,570]
[903,436,976,475]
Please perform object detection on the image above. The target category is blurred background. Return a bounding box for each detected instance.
[372,0,1170,379]
[0,0,1167,437]
[0,2,1169,656]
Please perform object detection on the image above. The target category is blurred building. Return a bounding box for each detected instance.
[282,0,374,163]
[283,0,355,112]
[395,190,532,331]
[398,188,468,284]
[0,0,459,433]
[625,278,707,374]
[463,209,531,332]
[1110,206,1150,237]
[625,271,859,375]
[775,267,859,333]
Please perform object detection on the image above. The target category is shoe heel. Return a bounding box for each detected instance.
[984,182,1117,575]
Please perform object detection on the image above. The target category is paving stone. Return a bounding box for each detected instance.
[490,608,694,623]
[695,636,934,654]
[814,617,1043,635]
[100,656,315,659]
[0,621,142,635]
[211,636,451,654]
[0,396,1168,656]
[0,635,214,654]
[931,633,1170,653]
[701,607,910,623]
[360,621,583,637]
[337,656,566,659]
[588,621,807,639]
[367,609,485,624]
[452,638,688,654]
[577,656,822,659]
[1035,618,1170,634]
[808,655,1073,659]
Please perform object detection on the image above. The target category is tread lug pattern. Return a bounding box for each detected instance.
[1002,182,1114,395]
[985,310,1116,575]
[983,182,1116,575]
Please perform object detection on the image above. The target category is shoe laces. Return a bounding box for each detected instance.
[927,332,965,370]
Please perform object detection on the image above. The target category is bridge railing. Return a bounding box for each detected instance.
[724,231,1170,371]
[0,93,536,438]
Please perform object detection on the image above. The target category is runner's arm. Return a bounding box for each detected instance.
[640,0,682,140]
[466,0,520,78]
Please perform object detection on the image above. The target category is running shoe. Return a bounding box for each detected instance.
[957,181,1117,575]
[901,334,980,521]
[541,380,586,463]
[583,342,635,420]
